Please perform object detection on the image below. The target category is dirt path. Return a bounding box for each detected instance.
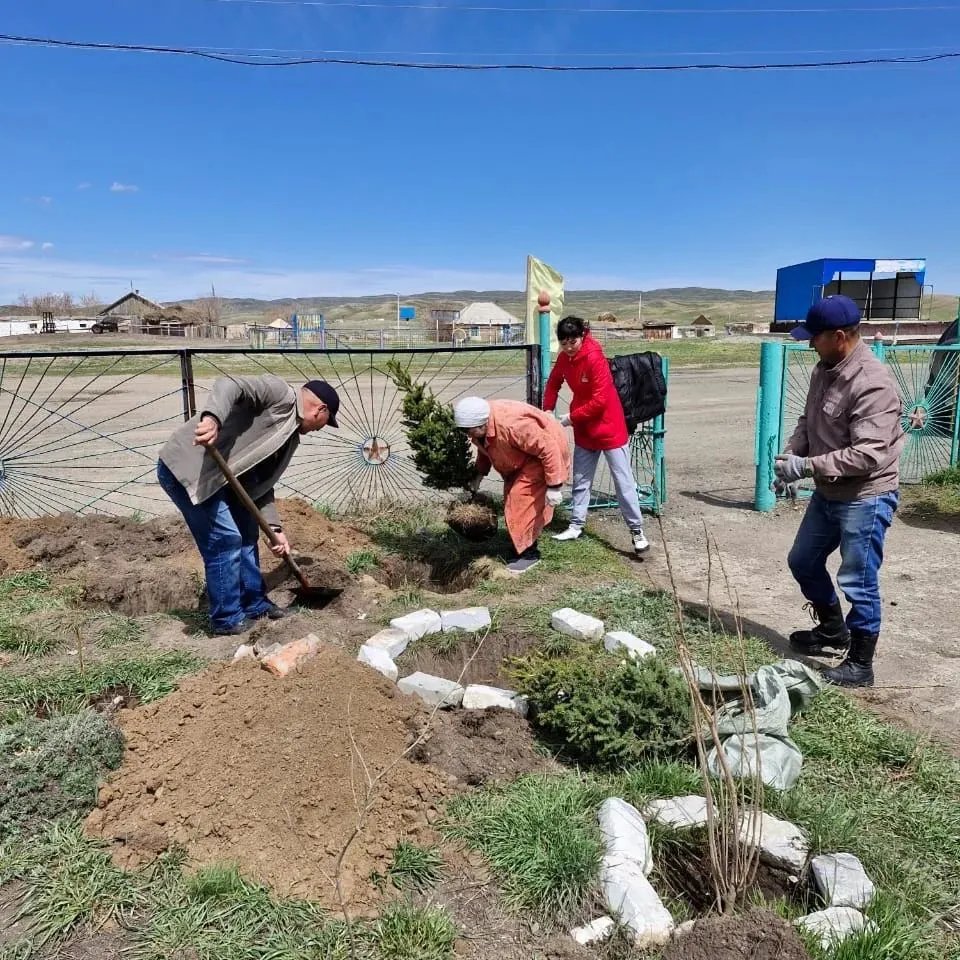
[595,367,960,755]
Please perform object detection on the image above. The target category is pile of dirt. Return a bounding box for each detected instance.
[84,645,452,910]
[408,708,558,786]
[0,501,377,617]
[447,501,499,542]
[660,909,812,960]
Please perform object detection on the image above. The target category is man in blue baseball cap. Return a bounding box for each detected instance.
[774,295,905,688]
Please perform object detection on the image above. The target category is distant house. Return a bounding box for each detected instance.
[677,314,716,339]
[0,317,43,338]
[439,302,522,344]
[642,322,679,341]
[98,291,163,323]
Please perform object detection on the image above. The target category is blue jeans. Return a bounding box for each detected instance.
[157,460,271,631]
[787,490,898,637]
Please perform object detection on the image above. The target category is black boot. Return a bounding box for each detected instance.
[823,633,877,688]
[789,601,850,656]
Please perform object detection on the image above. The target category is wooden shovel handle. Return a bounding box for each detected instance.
[203,443,310,591]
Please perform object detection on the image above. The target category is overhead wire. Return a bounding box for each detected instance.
[203,0,960,14]
[2,33,960,69]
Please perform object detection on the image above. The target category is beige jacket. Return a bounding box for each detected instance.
[158,375,303,526]
[786,339,905,501]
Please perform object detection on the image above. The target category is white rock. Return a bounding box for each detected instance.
[397,672,464,709]
[674,920,697,939]
[357,645,398,682]
[551,607,604,642]
[462,684,528,716]
[233,644,256,661]
[796,907,874,949]
[570,916,615,946]
[600,856,674,947]
[390,609,442,640]
[604,631,657,659]
[811,853,875,909]
[642,796,709,830]
[738,812,809,872]
[599,797,653,876]
[441,607,491,633]
[365,628,413,659]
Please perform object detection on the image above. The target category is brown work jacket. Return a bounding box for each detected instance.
[786,339,905,501]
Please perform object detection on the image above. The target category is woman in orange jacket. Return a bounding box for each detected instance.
[454,396,571,574]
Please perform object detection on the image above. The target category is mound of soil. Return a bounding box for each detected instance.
[408,708,558,786]
[0,501,378,618]
[84,646,452,909]
[661,909,812,960]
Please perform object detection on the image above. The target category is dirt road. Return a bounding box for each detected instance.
[596,367,960,754]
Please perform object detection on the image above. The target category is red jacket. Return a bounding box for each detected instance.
[543,332,629,451]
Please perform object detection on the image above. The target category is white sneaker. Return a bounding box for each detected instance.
[632,531,651,555]
[552,525,583,542]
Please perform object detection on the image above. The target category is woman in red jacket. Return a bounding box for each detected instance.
[543,316,650,556]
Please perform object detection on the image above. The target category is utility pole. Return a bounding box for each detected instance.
[396,293,400,333]
[638,293,643,325]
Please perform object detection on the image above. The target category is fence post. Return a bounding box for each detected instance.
[538,290,552,398]
[179,351,197,422]
[754,341,785,512]
[526,345,542,406]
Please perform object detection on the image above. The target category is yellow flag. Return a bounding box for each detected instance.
[525,255,564,353]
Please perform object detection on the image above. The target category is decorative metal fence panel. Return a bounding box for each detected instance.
[0,343,668,520]
[754,340,960,510]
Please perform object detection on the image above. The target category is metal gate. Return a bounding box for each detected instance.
[0,343,667,519]
[754,339,960,511]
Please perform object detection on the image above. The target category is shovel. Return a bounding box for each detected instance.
[204,443,337,608]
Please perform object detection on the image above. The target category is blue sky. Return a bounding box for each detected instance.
[1,0,959,302]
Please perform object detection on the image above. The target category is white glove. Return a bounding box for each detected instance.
[546,487,563,507]
[558,413,571,427]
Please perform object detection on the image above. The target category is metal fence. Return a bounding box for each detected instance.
[0,344,668,520]
[754,340,960,511]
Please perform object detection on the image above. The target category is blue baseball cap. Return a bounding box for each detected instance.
[791,295,861,341]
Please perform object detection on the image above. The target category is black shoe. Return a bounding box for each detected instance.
[212,617,256,637]
[823,633,877,688]
[789,601,850,656]
[251,602,287,621]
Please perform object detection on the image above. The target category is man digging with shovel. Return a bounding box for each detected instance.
[157,375,340,636]
[776,295,905,688]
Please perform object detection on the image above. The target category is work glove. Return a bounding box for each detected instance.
[546,486,563,507]
[774,454,812,484]
[558,413,572,427]
[467,472,483,494]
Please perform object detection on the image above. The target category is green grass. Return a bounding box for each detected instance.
[374,841,444,893]
[376,902,456,960]
[92,612,146,648]
[445,775,604,922]
[901,465,960,521]
[0,651,204,720]
[0,572,75,658]
[139,859,368,960]
[346,549,380,575]
[0,818,141,949]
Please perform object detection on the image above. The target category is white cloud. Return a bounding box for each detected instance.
[41,242,55,251]
[0,235,34,252]
[77,182,92,191]
[38,196,53,206]
[110,182,139,194]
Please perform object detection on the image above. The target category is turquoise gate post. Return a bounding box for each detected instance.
[538,290,552,397]
[754,341,786,512]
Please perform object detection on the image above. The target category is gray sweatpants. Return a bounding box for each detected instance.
[569,444,644,533]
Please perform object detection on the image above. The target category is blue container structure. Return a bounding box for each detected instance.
[773,257,926,332]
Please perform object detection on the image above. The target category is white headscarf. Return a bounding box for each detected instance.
[453,397,490,428]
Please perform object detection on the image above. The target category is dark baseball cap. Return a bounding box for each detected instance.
[791,295,861,341]
[303,380,340,428]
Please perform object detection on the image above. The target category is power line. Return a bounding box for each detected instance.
[2,33,960,69]
[205,0,960,13]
